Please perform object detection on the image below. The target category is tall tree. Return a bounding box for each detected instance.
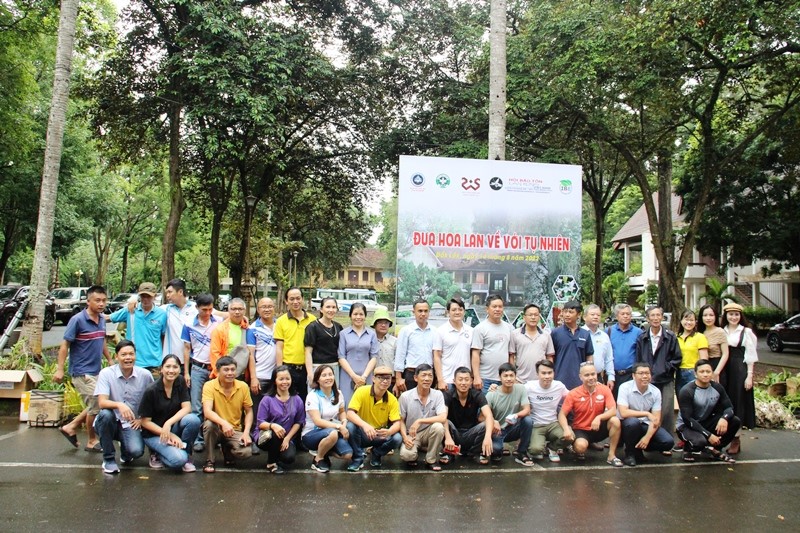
[488,0,507,160]
[21,0,80,354]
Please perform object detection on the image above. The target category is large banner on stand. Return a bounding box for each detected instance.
[396,155,582,327]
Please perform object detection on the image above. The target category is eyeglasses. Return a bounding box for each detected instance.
[374,375,392,381]
[229,307,245,312]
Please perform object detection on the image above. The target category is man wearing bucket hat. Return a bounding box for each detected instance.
[372,309,397,381]
[109,282,167,373]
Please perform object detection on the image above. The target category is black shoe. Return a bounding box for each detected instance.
[623,455,637,467]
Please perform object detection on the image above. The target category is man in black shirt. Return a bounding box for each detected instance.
[676,359,741,463]
[443,367,495,464]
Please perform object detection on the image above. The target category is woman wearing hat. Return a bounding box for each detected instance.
[720,302,757,454]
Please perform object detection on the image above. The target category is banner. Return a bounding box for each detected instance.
[396,155,582,326]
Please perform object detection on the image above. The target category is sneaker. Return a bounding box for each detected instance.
[102,460,120,474]
[311,459,330,473]
[120,456,134,467]
[346,459,365,472]
[370,453,383,468]
[193,442,205,453]
[182,461,197,473]
[149,455,164,469]
[530,452,544,461]
[672,441,685,452]
[547,448,561,463]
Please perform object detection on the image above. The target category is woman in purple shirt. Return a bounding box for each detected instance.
[252,365,304,474]
[338,303,380,406]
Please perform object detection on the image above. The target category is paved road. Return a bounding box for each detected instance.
[1,418,798,532]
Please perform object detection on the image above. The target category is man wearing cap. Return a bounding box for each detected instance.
[372,309,397,387]
[109,282,167,372]
[433,297,473,392]
[550,300,594,390]
[345,365,403,471]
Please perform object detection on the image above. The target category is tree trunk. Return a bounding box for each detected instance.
[161,102,184,290]
[120,244,129,293]
[656,151,677,315]
[488,0,507,160]
[21,0,79,355]
[208,208,223,300]
[592,198,605,309]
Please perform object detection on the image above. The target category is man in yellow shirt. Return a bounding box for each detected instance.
[274,288,316,401]
[345,365,402,471]
[201,356,253,473]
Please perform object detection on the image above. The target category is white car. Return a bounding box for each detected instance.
[338,299,388,313]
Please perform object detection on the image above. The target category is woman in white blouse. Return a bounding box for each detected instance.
[720,302,757,454]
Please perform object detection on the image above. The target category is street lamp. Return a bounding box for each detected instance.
[292,250,299,287]
[243,194,257,315]
[75,269,83,286]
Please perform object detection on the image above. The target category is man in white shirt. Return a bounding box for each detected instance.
[434,297,473,392]
[524,360,568,462]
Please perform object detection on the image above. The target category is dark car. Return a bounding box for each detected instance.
[105,293,133,314]
[0,285,55,331]
[766,313,800,353]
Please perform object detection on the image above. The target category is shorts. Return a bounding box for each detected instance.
[573,425,609,444]
[72,375,99,415]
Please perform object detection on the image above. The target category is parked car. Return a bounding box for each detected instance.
[48,287,88,324]
[105,293,133,314]
[339,299,388,313]
[766,314,800,353]
[0,285,55,331]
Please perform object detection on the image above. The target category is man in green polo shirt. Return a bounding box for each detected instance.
[274,287,316,401]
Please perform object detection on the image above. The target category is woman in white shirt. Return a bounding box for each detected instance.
[301,364,352,472]
[720,302,758,454]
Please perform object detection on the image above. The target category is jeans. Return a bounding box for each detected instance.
[447,421,489,456]
[190,364,211,444]
[491,415,533,457]
[620,418,674,457]
[301,427,353,457]
[143,414,201,469]
[346,422,402,462]
[675,369,695,396]
[94,409,145,463]
[481,379,500,395]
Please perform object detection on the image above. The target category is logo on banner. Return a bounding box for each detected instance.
[411,173,425,187]
[435,174,451,189]
[489,177,503,190]
[559,179,573,194]
[461,177,481,191]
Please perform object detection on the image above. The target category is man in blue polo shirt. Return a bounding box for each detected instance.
[55,285,112,452]
[109,282,167,373]
[550,300,593,390]
[607,304,644,398]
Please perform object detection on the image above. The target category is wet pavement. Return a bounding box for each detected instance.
[1,417,798,532]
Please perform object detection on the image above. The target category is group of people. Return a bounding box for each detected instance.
[54,281,757,474]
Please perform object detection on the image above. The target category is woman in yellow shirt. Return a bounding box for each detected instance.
[676,309,709,394]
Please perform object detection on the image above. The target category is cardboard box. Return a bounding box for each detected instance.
[28,390,65,427]
[0,368,43,399]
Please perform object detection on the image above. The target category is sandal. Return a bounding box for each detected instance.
[682,452,695,462]
[266,463,285,474]
[705,447,736,464]
[606,457,624,468]
[513,452,535,467]
[426,462,442,472]
[575,452,586,461]
[202,461,216,474]
[439,454,451,465]
[478,455,490,465]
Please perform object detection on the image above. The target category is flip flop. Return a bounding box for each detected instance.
[59,428,79,448]
[426,462,442,472]
[606,457,624,467]
[84,442,102,453]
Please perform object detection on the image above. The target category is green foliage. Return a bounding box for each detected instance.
[743,306,788,330]
[0,341,33,370]
[602,271,630,310]
[637,284,659,309]
[396,259,461,306]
